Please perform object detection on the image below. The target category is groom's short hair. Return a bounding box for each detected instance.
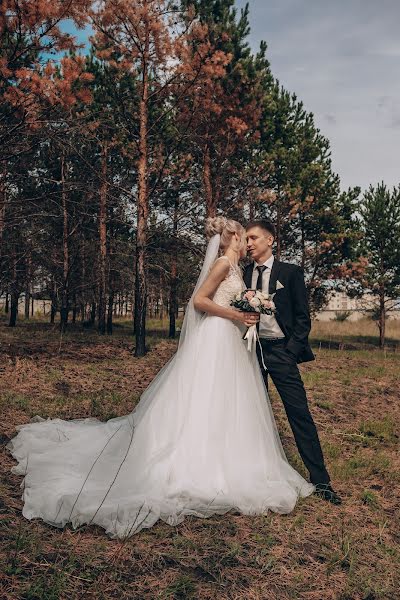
[246,220,276,239]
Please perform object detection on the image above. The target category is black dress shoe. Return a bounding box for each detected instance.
[314,483,342,505]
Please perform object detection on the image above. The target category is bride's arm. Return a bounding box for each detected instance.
[193,260,258,325]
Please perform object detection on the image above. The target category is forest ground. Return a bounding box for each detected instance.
[0,316,399,600]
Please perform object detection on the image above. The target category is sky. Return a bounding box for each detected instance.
[235,0,400,192]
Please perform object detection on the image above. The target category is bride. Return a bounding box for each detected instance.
[7,216,314,538]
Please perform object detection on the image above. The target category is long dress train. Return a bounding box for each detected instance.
[7,257,314,538]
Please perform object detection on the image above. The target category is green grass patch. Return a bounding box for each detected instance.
[162,575,197,599]
[333,451,392,481]
[316,399,334,411]
[323,441,342,459]
[361,489,379,507]
[359,417,399,445]
[0,391,31,411]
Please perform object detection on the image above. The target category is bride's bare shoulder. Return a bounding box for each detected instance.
[214,256,230,265]
[209,256,230,275]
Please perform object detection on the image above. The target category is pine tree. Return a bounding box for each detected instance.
[0,0,93,162]
[178,0,263,218]
[360,183,400,347]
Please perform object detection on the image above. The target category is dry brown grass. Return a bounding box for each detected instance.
[311,317,400,349]
[0,318,399,599]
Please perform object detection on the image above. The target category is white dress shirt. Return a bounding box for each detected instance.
[251,255,285,339]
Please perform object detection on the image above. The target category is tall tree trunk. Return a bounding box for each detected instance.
[98,142,108,335]
[106,221,114,335]
[80,236,86,323]
[107,292,114,335]
[378,284,385,348]
[60,153,69,333]
[275,184,282,260]
[0,165,8,318]
[24,253,31,319]
[90,301,96,326]
[106,255,114,335]
[134,20,150,357]
[169,196,179,338]
[159,281,164,320]
[203,142,215,218]
[72,293,77,324]
[50,299,57,323]
[50,277,57,324]
[300,210,306,270]
[0,162,6,260]
[9,250,18,327]
[9,290,19,327]
[214,173,222,216]
[5,292,9,313]
[169,259,177,338]
[24,288,30,319]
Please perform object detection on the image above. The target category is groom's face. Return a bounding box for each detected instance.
[246,226,274,263]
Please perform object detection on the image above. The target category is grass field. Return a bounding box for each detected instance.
[0,316,399,599]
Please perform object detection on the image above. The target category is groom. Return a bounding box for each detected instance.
[244,220,341,505]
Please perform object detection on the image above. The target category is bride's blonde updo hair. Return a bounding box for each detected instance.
[205,216,245,250]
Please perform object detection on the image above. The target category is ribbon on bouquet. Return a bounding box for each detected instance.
[243,324,267,371]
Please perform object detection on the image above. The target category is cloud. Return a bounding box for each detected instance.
[324,114,337,125]
[390,114,400,129]
[236,0,400,191]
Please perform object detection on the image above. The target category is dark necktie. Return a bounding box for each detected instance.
[256,265,267,291]
[255,265,267,332]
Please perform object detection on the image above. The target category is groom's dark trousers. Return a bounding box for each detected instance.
[256,339,329,484]
[244,259,330,485]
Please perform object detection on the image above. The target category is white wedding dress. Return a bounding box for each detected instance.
[8,241,314,539]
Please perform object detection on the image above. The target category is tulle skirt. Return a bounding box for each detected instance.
[8,315,314,538]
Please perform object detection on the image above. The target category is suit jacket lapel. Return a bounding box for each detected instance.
[269,258,280,294]
[268,258,288,336]
[243,264,253,289]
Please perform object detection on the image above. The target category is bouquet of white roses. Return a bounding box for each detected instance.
[231,290,275,368]
[231,289,276,315]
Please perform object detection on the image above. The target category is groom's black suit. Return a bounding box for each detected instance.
[243,259,330,485]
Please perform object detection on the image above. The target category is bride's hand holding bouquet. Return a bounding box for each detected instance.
[231,290,276,359]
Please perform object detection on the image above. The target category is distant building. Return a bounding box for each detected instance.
[316,291,400,321]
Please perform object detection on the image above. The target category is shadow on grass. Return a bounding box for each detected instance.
[311,336,400,351]
[0,316,181,361]
[0,315,179,338]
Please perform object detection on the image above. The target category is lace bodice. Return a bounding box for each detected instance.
[212,257,245,308]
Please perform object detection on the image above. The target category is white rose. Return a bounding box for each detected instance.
[249,297,261,308]
[262,299,276,311]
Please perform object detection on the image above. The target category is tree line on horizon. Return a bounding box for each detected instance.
[1,0,399,350]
